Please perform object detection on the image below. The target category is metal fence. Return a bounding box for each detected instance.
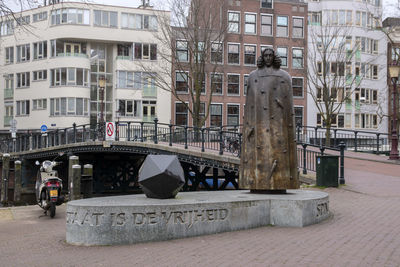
[296,125,398,154]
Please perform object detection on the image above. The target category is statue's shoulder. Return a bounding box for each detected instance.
[276,68,291,83]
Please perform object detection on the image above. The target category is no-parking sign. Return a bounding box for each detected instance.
[105,122,115,141]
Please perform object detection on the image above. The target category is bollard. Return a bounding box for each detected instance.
[354,131,358,152]
[1,154,10,204]
[82,164,93,198]
[68,155,79,200]
[376,133,380,154]
[14,160,22,203]
[71,164,82,200]
[339,142,346,185]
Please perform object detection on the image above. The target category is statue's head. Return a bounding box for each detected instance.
[257,48,281,69]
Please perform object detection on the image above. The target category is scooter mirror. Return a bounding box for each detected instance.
[35,160,40,166]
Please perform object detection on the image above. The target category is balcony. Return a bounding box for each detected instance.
[3,116,12,127]
[4,89,13,99]
[57,52,89,58]
[142,115,156,123]
[116,56,132,60]
[142,86,157,98]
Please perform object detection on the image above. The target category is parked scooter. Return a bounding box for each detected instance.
[35,159,64,218]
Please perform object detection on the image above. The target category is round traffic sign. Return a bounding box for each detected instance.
[41,124,48,132]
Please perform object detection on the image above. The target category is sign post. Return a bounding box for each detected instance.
[10,119,17,152]
[105,122,115,141]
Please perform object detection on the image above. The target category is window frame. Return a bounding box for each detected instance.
[260,13,273,36]
[292,16,304,38]
[292,77,304,98]
[244,13,257,35]
[276,15,289,37]
[244,44,257,66]
[227,73,240,96]
[227,11,240,33]
[292,48,304,69]
[227,43,240,65]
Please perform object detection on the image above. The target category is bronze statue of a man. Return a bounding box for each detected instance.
[240,48,299,192]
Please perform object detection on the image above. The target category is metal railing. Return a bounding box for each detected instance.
[296,125,398,154]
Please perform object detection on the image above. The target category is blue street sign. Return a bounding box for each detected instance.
[41,124,48,133]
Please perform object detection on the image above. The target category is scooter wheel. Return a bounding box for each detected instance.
[49,203,56,218]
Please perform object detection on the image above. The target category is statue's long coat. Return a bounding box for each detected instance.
[240,66,299,190]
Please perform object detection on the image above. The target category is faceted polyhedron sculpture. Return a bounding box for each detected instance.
[138,155,185,199]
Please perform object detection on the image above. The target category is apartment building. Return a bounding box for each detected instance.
[171,0,308,128]
[383,17,400,133]
[306,0,388,131]
[0,2,171,135]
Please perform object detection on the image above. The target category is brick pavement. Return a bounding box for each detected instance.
[1,156,400,266]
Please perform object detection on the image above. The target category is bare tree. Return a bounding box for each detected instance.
[139,0,229,128]
[308,22,365,146]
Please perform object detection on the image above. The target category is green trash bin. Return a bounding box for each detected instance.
[316,155,339,187]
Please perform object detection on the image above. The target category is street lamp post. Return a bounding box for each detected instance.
[389,64,400,160]
[98,76,106,141]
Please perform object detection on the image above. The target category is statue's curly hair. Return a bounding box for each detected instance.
[257,47,281,69]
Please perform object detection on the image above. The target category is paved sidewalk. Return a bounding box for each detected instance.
[1,156,400,266]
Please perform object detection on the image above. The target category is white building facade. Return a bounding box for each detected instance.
[0,2,171,135]
[306,0,388,132]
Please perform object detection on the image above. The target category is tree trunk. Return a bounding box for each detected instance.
[325,125,331,147]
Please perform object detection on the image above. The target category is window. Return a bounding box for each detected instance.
[244,75,249,95]
[16,72,30,88]
[292,48,303,68]
[0,20,14,36]
[227,105,239,125]
[118,99,141,117]
[16,44,30,62]
[117,71,134,88]
[51,8,90,25]
[308,12,321,25]
[261,0,273,8]
[33,11,47,22]
[118,44,131,57]
[176,41,188,62]
[276,16,288,37]
[175,102,188,126]
[277,47,288,67]
[294,106,303,126]
[392,47,400,61]
[330,10,338,25]
[292,17,304,38]
[211,43,223,63]
[135,43,157,60]
[33,70,47,81]
[292,78,303,97]
[50,68,89,87]
[94,10,118,27]
[227,74,240,95]
[211,73,223,94]
[5,74,14,90]
[228,12,240,33]
[5,47,13,64]
[261,14,273,36]
[372,40,378,54]
[346,10,352,25]
[33,41,47,59]
[50,97,89,116]
[210,104,222,127]
[32,99,47,110]
[244,13,256,34]
[371,65,378,80]
[175,72,188,93]
[16,15,30,26]
[121,13,157,30]
[16,100,30,116]
[244,45,256,65]
[228,43,240,64]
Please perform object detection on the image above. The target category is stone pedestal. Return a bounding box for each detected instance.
[66,190,329,246]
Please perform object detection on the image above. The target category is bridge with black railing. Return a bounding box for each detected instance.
[1,120,396,199]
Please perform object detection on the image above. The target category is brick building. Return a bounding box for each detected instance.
[170,0,308,128]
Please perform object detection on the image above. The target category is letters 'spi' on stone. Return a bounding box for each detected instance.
[138,155,185,199]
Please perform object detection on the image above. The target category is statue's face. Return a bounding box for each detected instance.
[263,50,274,67]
